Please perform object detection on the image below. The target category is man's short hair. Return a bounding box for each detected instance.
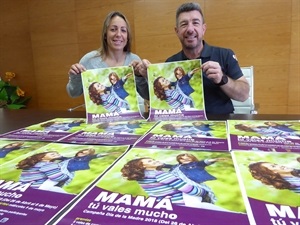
[176,2,205,26]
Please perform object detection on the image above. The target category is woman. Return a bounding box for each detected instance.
[67,11,148,101]
[153,76,193,110]
[249,162,300,193]
[16,151,69,193]
[121,157,208,207]
[88,81,129,113]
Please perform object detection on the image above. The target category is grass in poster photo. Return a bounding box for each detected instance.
[82,66,138,114]
[96,148,246,213]
[0,142,127,195]
[233,151,300,207]
[148,60,204,111]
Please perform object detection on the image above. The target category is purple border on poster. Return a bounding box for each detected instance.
[57,187,250,225]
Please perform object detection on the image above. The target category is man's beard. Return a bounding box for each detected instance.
[183,40,200,49]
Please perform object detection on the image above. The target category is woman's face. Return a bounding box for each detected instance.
[158,77,170,89]
[106,16,128,51]
[93,82,106,93]
[42,152,61,161]
[262,163,293,173]
[141,158,163,170]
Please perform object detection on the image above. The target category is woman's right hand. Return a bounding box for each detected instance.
[131,59,151,78]
[68,63,86,76]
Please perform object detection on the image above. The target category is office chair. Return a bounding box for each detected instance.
[232,66,258,114]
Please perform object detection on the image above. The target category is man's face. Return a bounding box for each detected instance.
[175,10,206,50]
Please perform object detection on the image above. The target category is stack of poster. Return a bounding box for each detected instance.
[81,66,144,123]
[147,59,207,121]
[54,147,251,225]
[0,140,129,224]
[135,120,229,151]
[227,120,300,152]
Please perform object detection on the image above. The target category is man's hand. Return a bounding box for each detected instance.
[201,61,223,84]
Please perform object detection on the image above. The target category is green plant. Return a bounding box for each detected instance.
[0,72,31,109]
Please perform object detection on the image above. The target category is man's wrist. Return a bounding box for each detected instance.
[216,75,228,86]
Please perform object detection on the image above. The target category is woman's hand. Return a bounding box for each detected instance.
[131,59,151,78]
[68,63,86,76]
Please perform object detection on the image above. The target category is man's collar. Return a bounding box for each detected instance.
[200,41,212,58]
[181,41,211,59]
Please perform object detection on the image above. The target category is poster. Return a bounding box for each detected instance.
[58,120,158,146]
[227,120,300,152]
[0,118,86,142]
[232,150,300,225]
[0,142,129,224]
[56,147,250,225]
[81,66,144,123]
[147,60,207,121]
[135,120,229,151]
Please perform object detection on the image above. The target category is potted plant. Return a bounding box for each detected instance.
[0,72,31,109]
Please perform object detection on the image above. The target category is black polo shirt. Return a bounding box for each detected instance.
[166,41,243,114]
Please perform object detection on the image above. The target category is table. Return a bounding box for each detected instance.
[0,108,299,134]
[0,108,299,225]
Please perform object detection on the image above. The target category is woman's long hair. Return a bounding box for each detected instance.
[16,152,55,170]
[121,158,149,181]
[249,162,293,189]
[153,76,167,100]
[89,82,103,105]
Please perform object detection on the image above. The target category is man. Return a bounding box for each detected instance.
[133,2,250,114]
